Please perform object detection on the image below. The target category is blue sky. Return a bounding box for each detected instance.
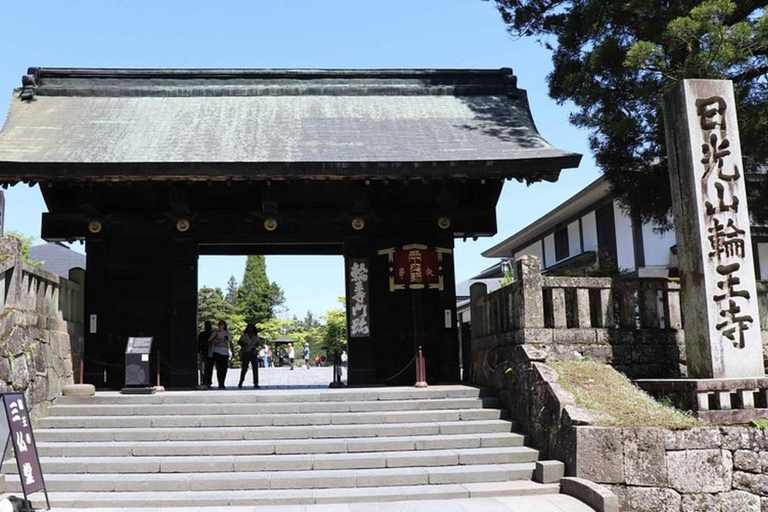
[0,0,600,318]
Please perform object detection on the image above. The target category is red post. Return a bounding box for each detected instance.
[415,345,428,388]
[156,352,161,388]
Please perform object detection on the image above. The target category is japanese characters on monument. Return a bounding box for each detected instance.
[348,259,370,338]
[663,80,764,379]
[2,393,46,496]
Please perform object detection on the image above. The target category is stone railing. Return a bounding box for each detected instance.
[0,237,84,418]
[470,255,686,382]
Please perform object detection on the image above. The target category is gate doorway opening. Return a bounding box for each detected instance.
[197,253,346,389]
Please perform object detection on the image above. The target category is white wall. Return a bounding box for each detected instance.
[581,211,598,252]
[613,200,636,271]
[544,234,556,268]
[567,221,581,258]
[515,241,543,264]
[759,243,768,281]
[642,222,677,268]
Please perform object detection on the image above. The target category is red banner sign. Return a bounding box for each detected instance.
[393,249,439,286]
[378,244,452,292]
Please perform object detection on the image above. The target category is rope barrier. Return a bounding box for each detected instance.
[380,355,416,382]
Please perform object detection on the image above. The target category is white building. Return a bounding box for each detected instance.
[482,175,768,280]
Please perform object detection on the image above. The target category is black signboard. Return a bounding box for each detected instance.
[1,393,50,510]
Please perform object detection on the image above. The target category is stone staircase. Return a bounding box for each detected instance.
[2,385,570,509]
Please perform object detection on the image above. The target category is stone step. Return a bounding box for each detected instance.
[26,481,561,509]
[38,408,502,429]
[22,439,533,470]
[4,462,538,493]
[34,419,517,443]
[28,438,538,470]
[45,494,599,512]
[53,386,487,405]
[45,397,499,417]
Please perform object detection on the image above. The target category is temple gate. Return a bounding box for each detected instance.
[0,68,580,388]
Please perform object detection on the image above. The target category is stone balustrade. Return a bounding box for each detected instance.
[470,255,686,381]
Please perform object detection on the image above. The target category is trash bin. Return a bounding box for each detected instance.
[121,337,155,394]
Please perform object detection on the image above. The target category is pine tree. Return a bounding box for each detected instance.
[236,255,285,325]
[196,287,233,332]
[487,0,768,227]
[225,275,239,305]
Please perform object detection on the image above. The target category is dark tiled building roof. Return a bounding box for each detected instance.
[28,242,86,278]
[0,68,580,181]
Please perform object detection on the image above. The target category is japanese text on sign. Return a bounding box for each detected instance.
[2,393,45,495]
[348,259,370,337]
[697,96,753,349]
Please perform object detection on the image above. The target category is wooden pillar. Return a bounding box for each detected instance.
[344,237,377,385]
[166,238,199,388]
[83,238,111,388]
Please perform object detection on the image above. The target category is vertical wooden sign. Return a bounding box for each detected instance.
[348,259,370,338]
[1,392,50,510]
[663,79,764,379]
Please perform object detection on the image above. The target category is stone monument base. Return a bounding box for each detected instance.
[636,378,768,424]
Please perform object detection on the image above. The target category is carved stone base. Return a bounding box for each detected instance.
[635,378,768,424]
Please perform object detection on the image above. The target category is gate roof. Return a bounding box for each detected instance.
[0,68,580,183]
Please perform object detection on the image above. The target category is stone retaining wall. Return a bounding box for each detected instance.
[574,426,768,511]
[0,237,82,419]
[470,329,768,511]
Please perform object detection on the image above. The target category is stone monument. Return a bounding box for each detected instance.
[638,80,767,421]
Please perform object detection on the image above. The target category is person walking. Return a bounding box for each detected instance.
[287,343,295,370]
[197,321,213,388]
[262,344,270,368]
[303,343,311,370]
[238,323,261,389]
[206,320,234,389]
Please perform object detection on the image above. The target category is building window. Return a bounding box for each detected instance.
[555,227,569,262]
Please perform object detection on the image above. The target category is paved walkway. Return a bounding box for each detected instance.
[216,365,345,389]
[48,495,597,511]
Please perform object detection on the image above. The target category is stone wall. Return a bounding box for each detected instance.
[0,237,83,419]
[470,332,768,511]
[575,426,768,512]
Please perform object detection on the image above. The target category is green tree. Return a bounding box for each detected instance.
[322,299,347,357]
[487,0,768,228]
[6,231,43,266]
[225,276,239,305]
[236,255,285,325]
[196,287,233,332]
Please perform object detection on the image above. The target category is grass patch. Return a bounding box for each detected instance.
[549,359,702,429]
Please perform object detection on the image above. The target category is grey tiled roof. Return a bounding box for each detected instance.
[0,68,580,180]
[28,242,85,278]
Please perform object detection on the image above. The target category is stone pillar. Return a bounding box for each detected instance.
[663,79,764,379]
[515,255,544,329]
[469,282,488,340]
